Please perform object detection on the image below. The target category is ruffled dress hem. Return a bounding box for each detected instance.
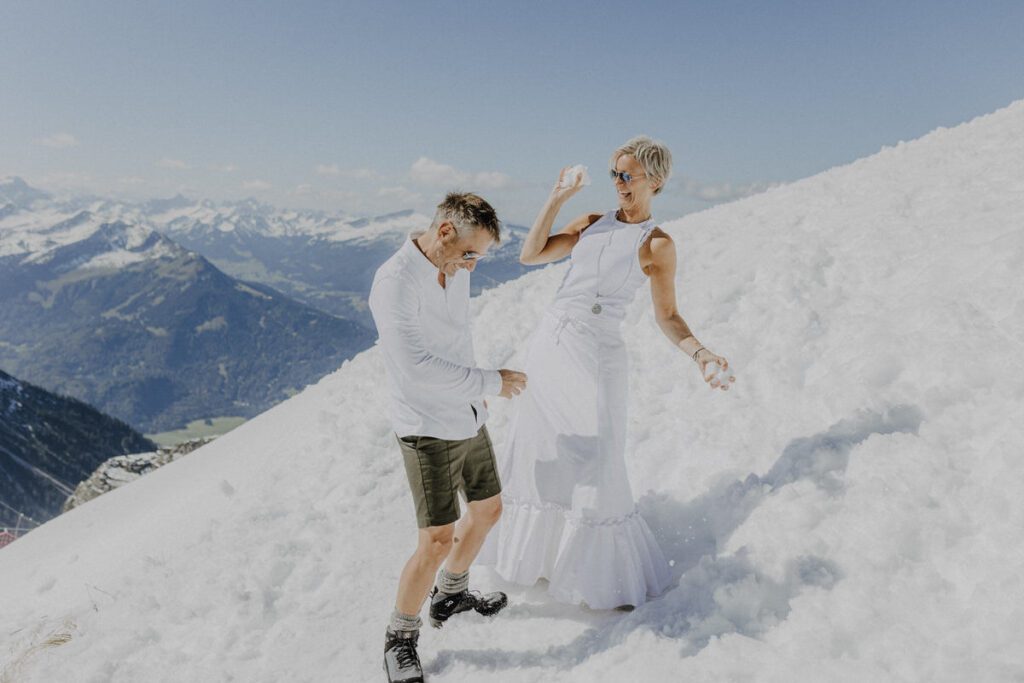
[480,495,671,610]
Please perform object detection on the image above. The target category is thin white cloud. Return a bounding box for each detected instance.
[474,170,515,190]
[316,164,380,179]
[117,176,147,186]
[286,186,359,203]
[157,158,190,170]
[242,179,272,191]
[211,163,239,172]
[350,168,380,180]
[409,157,512,190]
[377,186,422,204]
[678,176,780,203]
[37,133,79,149]
[410,157,461,185]
[316,163,342,176]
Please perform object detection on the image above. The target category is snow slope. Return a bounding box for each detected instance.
[2,100,1024,682]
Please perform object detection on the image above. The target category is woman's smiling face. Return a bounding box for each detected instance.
[611,154,659,214]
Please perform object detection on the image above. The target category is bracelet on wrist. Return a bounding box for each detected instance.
[677,337,703,360]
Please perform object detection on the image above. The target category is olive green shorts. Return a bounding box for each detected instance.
[397,426,502,529]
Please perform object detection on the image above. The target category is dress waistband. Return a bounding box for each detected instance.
[547,302,626,328]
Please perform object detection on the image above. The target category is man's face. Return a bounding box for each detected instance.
[435,222,494,277]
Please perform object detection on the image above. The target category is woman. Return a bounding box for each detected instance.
[481,136,734,609]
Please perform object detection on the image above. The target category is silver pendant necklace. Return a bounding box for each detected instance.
[594,211,651,314]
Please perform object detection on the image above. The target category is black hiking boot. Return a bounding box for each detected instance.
[428,586,508,628]
[383,628,423,683]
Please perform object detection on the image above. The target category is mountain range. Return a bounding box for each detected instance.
[0,184,376,433]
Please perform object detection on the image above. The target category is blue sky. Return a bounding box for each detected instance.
[2,0,1022,224]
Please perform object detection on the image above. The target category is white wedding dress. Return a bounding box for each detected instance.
[479,210,671,609]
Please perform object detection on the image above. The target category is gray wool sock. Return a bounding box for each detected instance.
[436,567,469,595]
[389,609,422,634]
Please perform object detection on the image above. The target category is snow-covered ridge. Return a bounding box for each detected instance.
[0,175,52,209]
[7,213,183,272]
[1,100,1022,681]
[153,203,427,243]
[0,184,429,263]
[0,208,100,258]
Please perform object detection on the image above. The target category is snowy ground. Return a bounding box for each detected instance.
[2,100,1023,682]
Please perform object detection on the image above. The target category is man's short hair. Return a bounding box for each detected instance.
[610,135,673,195]
[430,192,501,244]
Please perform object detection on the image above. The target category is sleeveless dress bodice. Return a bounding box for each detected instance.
[551,210,657,322]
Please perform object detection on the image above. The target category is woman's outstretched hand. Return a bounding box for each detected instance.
[695,349,735,391]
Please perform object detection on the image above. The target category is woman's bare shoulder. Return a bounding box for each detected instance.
[642,227,676,271]
[648,228,675,252]
[649,226,673,243]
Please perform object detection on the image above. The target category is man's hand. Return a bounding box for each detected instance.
[498,369,528,398]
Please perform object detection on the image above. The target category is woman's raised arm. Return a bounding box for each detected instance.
[520,168,601,265]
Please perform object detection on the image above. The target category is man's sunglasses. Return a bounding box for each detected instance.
[609,169,647,184]
[461,251,487,261]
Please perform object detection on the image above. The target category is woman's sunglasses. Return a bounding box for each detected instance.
[609,169,647,184]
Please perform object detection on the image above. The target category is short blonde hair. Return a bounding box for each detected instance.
[430,191,501,243]
[610,135,673,195]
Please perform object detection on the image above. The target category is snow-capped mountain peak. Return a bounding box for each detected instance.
[0,176,52,208]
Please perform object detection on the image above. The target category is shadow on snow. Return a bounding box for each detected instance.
[428,404,923,675]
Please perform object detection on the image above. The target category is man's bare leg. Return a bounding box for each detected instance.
[395,523,455,615]
[444,494,503,574]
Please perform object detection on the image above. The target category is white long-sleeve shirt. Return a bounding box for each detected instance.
[368,234,502,439]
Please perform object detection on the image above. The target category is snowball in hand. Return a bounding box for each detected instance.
[704,362,736,387]
[559,164,591,189]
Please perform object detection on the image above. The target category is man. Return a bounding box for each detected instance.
[369,192,528,683]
